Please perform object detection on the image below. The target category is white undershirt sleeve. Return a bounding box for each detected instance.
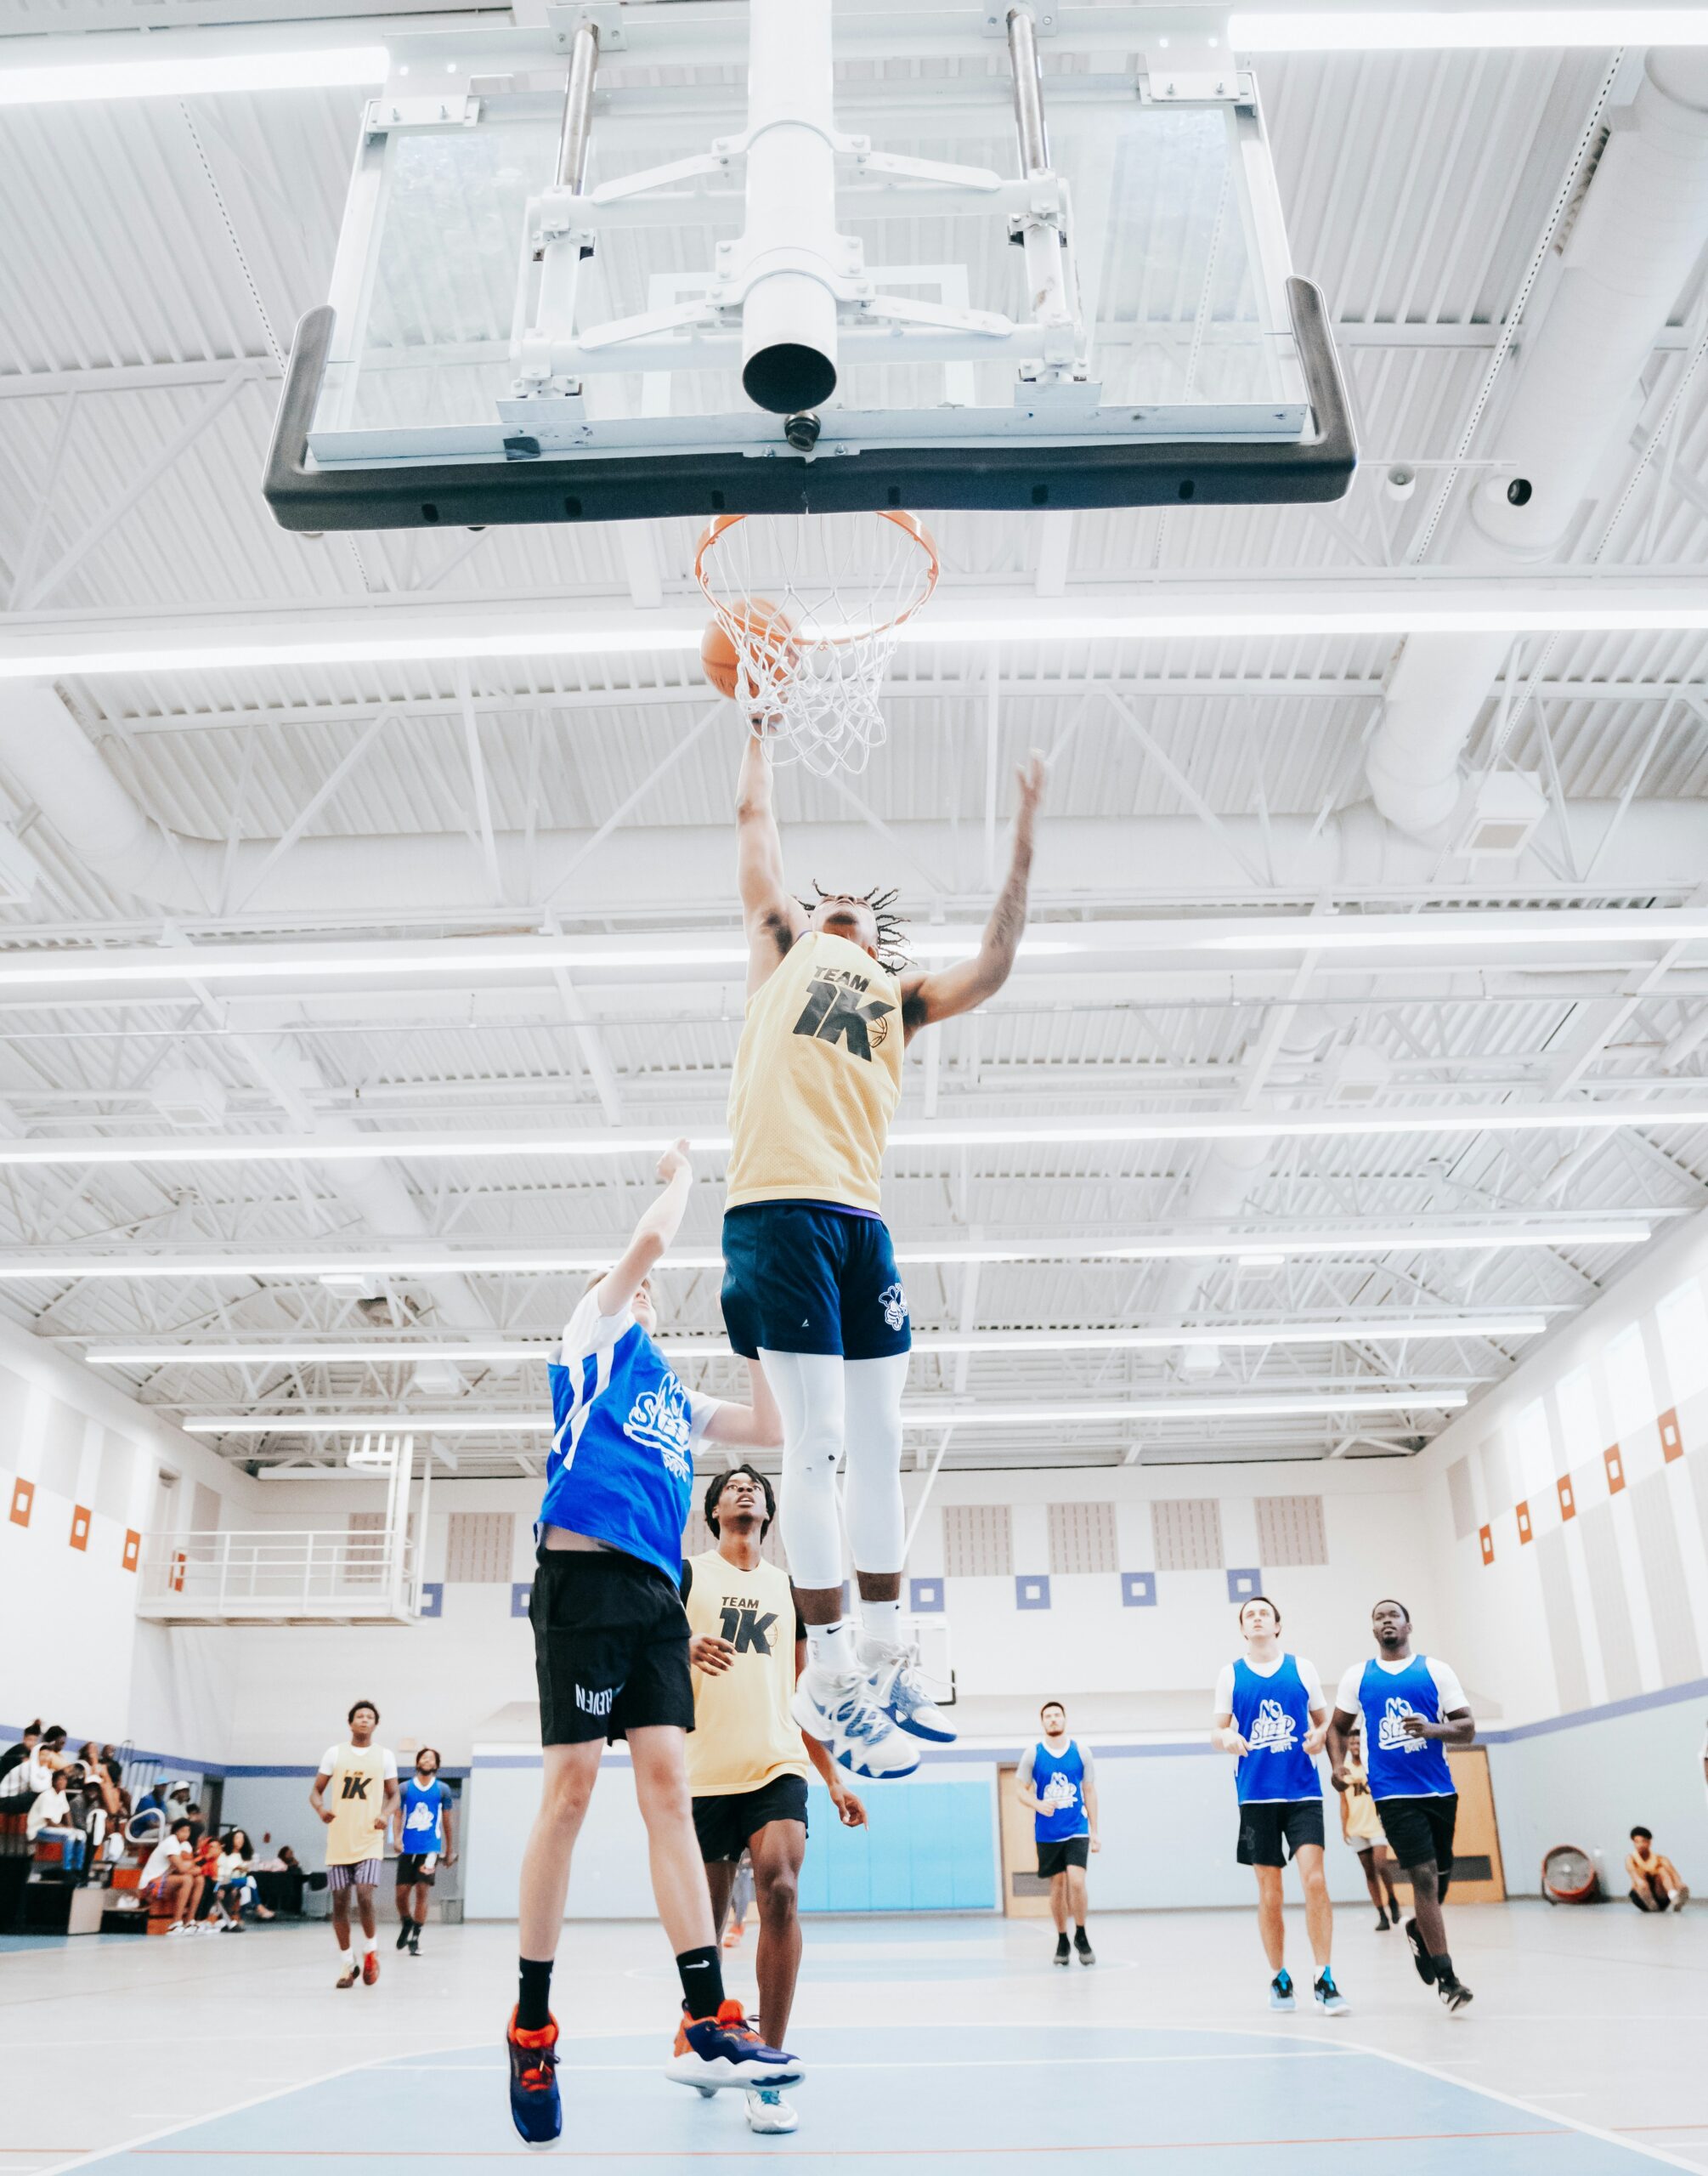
[1298,1658,1326,1711]
[319,1745,340,1776]
[1212,1663,1236,1718]
[1333,1663,1363,1718]
[1425,1658,1468,1714]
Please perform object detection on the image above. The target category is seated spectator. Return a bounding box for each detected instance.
[0,1722,42,1799]
[1627,1828,1689,1912]
[139,1820,206,1935]
[26,1768,88,1877]
[192,1828,223,1920]
[215,1830,273,1925]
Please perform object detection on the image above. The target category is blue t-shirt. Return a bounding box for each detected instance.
[1343,1655,1462,1799]
[1225,1654,1322,1805]
[399,1776,450,1853]
[540,1292,721,1584]
[1027,1740,1090,1842]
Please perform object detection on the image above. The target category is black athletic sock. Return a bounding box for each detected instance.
[677,1945,725,2018]
[1055,1930,1071,1954]
[1431,1951,1456,1986]
[1074,1924,1091,1947]
[517,1958,554,2032]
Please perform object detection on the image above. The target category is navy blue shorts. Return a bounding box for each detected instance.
[721,1202,912,1361]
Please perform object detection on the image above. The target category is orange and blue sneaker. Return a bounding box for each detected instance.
[665,1998,803,2094]
[506,2009,562,2147]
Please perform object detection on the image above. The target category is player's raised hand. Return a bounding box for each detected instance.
[1015,751,1047,823]
[656,1136,692,1186]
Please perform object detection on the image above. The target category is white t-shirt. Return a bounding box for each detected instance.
[140,1836,191,1886]
[1334,1655,1468,1742]
[557,1291,724,1442]
[1213,1652,1326,1719]
[25,1788,69,1840]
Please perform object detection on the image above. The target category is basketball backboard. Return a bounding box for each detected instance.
[264,3,1355,532]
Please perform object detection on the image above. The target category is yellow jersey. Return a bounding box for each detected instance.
[727,931,904,1214]
[318,1740,395,1867]
[682,1548,809,1796]
[1342,1758,1383,1844]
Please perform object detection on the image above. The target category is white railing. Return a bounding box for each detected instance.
[135,1528,419,1620]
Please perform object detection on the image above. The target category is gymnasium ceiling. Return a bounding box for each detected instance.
[1,1,1706,1480]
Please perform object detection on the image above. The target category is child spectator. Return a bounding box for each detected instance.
[1627,1828,1688,1912]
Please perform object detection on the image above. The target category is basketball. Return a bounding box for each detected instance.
[700,598,797,705]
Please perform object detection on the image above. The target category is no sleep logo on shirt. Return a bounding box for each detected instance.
[793,967,893,1060]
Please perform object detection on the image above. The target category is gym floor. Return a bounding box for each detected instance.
[4,1906,1704,2173]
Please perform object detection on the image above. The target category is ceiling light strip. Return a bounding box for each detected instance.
[1230,11,1708,52]
[183,1389,1468,1436]
[0,45,389,105]
[0,1223,1649,1282]
[0,1106,1703,1169]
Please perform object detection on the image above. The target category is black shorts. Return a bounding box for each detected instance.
[721,1202,912,1361]
[692,1774,810,1864]
[530,1547,694,1746]
[1037,1835,1090,1878]
[396,1854,437,1886]
[1236,1799,1326,1867]
[1376,1793,1458,1873]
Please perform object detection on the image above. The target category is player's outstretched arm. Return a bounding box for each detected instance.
[702,1357,785,1451]
[899,754,1044,1043]
[736,734,807,998]
[1325,1706,1358,1788]
[589,1138,693,1320]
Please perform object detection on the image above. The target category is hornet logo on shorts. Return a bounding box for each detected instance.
[625,1379,694,1480]
[1247,1697,1298,1755]
[1377,1697,1425,1754]
[879,1281,908,1331]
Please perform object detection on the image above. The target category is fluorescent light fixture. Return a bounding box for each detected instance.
[1230,11,1708,51]
[0,1104,1703,1169]
[0,1222,1649,1283]
[0,46,389,106]
[184,1387,1467,1435]
[86,1315,1547,1368]
[8,591,1708,683]
[0,932,1065,992]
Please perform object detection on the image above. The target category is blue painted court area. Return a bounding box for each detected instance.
[80,2024,1675,2173]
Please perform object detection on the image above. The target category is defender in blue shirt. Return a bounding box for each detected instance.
[1329,1597,1476,2014]
[506,1141,800,2145]
[1212,1595,1347,2017]
[392,1748,454,1956]
[1016,1701,1100,1967]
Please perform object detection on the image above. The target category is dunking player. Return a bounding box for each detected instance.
[309,1700,399,1989]
[506,1142,800,2147]
[1327,1598,1476,2013]
[683,1464,868,2136]
[727,730,1046,1776]
[1211,1596,1349,2014]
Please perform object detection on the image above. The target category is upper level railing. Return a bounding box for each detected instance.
[135,1528,419,1623]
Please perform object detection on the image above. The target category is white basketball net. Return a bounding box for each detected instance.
[695,511,939,777]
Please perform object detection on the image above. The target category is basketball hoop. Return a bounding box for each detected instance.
[694,511,939,776]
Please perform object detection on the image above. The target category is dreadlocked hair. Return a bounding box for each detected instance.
[800,881,910,974]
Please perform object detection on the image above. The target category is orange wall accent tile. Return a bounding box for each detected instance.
[69,1504,90,1551]
[1558,1473,1576,1521]
[1659,1408,1683,1462]
[1479,1522,1495,1566]
[1515,1499,1532,1544]
[122,1528,140,1572]
[8,1476,31,1527]
[1603,1443,1625,1494]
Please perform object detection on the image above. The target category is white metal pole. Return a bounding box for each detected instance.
[414,1437,433,1618]
[739,0,840,414]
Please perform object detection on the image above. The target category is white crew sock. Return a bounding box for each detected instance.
[806,1620,858,1680]
[858,1596,903,1658]
[359,1929,376,1958]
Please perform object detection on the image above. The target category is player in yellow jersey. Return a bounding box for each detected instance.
[309,1699,399,1988]
[727,730,1044,1776]
[682,1464,868,2135]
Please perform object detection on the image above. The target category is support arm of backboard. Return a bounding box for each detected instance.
[262,278,1354,531]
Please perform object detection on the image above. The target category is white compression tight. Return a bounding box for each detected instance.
[758,1349,910,1593]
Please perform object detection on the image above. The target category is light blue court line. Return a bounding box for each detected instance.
[0,1934,71,1955]
[56,2024,1694,2175]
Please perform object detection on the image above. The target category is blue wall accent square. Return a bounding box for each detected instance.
[511,1582,534,1618]
[1121,1570,1157,1608]
[1015,1573,1051,1612]
[418,1583,444,1619]
[1226,1567,1263,1605]
[908,1577,944,1614]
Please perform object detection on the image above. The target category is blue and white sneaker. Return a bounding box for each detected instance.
[1314,1969,1350,2015]
[1269,1969,1296,2013]
[667,1999,803,2092]
[792,1671,919,1780]
[506,2011,562,2148]
[862,1641,956,1744]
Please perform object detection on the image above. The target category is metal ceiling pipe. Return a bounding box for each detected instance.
[1366,48,1708,839]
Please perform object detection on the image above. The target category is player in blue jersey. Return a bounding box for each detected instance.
[506,1140,802,2145]
[392,1748,454,1955]
[1212,1595,1348,2016]
[1016,1702,1100,1966]
[1328,1598,1476,2014]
